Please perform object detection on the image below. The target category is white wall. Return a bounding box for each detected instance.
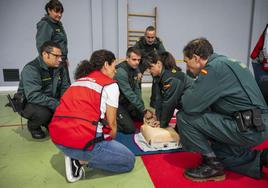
[0,0,44,86]
[63,0,93,79]
[128,0,255,71]
[0,0,267,86]
[0,0,93,86]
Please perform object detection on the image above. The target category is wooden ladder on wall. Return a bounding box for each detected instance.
[127,5,157,47]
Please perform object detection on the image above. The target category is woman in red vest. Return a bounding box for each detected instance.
[49,49,135,183]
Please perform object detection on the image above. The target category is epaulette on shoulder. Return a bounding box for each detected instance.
[163,83,172,89]
[162,69,176,80]
[200,69,208,75]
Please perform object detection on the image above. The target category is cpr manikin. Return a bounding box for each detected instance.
[141,110,180,148]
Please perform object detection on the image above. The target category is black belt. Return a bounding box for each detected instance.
[234,108,265,132]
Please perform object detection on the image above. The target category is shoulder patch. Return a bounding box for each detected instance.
[163,84,172,89]
[201,69,208,75]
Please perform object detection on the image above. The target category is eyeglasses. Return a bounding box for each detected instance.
[47,52,63,59]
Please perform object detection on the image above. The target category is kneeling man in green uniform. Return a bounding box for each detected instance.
[18,41,70,139]
[115,47,148,133]
[177,38,268,181]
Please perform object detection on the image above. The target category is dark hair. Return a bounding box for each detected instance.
[159,52,181,71]
[183,38,213,59]
[147,51,159,64]
[148,51,181,71]
[145,26,156,32]
[126,47,141,57]
[75,49,116,79]
[40,41,61,54]
[45,0,64,14]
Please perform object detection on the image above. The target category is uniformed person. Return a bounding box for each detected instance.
[178,38,268,181]
[133,26,166,108]
[18,41,70,139]
[115,47,148,134]
[147,51,193,128]
[36,0,70,83]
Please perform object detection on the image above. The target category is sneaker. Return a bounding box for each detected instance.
[64,155,85,183]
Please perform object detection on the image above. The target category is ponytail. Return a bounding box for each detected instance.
[74,49,116,80]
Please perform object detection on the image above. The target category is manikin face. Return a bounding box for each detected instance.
[148,61,162,77]
[127,52,141,69]
[48,8,62,22]
[43,47,62,68]
[145,30,156,45]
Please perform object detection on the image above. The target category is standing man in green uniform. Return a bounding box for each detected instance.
[115,47,148,134]
[36,0,70,83]
[18,41,70,139]
[177,38,268,181]
[133,26,166,108]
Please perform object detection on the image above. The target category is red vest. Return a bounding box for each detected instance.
[49,70,116,150]
[251,24,268,71]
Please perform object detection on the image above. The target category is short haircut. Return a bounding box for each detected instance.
[40,41,61,54]
[145,26,156,32]
[183,38,214,59]
[45,0,64,14]
[126,47,142,57]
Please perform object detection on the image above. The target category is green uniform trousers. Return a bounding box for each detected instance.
[177,111,268,179]
[117,104,143,134]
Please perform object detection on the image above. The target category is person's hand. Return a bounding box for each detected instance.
[151,120,160,128]
[144,109,154,119]
[137,73,143,81]
[109,127,117,139]
[144,109,160,127]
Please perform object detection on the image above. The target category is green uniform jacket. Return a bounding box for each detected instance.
[156,68,193,127]
[182,53,268,115]
[133,36,166,55]
[36,15,68,59]
[17,57,70,111]
[115,61,145,113]
[133,36,166,73]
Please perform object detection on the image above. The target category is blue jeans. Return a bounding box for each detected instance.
[56,139,135,173]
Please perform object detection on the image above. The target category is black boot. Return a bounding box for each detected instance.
[30,128,46,139]
[261,148,268,168]
[184,156,225,182]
